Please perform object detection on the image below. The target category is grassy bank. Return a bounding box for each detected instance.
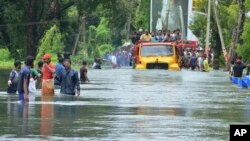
[0,48,14,69]
[0,61,14,69]
[0,55,111,70]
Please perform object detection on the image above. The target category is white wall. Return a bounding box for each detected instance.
[187,0,198,41]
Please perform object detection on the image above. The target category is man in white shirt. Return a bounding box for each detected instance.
[111,54,117,68]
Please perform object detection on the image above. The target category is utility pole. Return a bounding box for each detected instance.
[82,12,87,58]
[205,0,211,58]
[212,0,228,65]
[150,0,153,32]
[166,9,170,30]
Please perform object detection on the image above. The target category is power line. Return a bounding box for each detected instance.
[0,19,73,27]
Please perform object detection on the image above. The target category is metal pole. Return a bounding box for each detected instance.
[150,0,153,32]
[205,0,211,57]
[166,9,169,30]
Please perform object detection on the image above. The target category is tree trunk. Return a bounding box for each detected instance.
[27,0,37,57]
[29,1,75,58]
[227,0,245,69]
[235,0,245,45]
[72,32,80,56]
[126,14,131,41]
[82,13,87,58]
[72,15,85,55]
[212,32,221,70]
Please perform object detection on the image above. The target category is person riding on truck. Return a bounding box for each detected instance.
[140,31,152,42]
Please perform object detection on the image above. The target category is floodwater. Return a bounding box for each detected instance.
[0,68,250,141]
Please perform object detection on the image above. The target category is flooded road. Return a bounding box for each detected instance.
[0,69,250,141]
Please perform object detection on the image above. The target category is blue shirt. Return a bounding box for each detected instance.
[7,69,20,93]
[55,63,64,85]
[190,56,197,65]
[18,66,30,93]
[55,63,64,76]
[59,68,80,95]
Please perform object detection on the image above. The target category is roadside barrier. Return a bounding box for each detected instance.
[230,76,250,88]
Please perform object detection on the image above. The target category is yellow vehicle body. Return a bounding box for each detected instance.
[134,42,181,71]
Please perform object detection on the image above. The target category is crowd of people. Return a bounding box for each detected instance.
[181,49,212,72]
[99,29,183,69]
[129,28,213,72]
[130,29,182,44]
[7,54,90,102]
[103,49,132,69]
[9,28,241,102]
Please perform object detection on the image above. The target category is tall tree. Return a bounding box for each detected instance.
[0,0,75,58]
[190,0,242,69]
[133,0,150,31]
[228,0,245,64]
[236,0,250,62]
[27,0,38,56]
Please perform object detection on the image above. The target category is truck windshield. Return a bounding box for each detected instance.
[140,45,173,57]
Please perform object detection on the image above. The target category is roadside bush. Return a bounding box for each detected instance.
[237,22,250,62]
[36,25,65,63]
[0,48,11,61]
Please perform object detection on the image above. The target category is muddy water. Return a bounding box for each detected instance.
[0,69,250,141]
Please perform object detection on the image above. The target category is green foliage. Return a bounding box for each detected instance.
[0,48,11,61]
[98,44,113,57]
[0,1,26,59]
[189,15,207,48]
[237,22,250,62]
[86,18,113,59]
[36,25,65,63]
[219,3,238,48]
[95,19,111,44]
[133,0,150,30]
[236,0,250,63]
[71,54,94,69]
[0,0,143,62]
[67,6,78,21]
[246,0,250,9]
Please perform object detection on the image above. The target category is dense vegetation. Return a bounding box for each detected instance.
[1,0,249,69]
[0,0,149,66]
[190,0,249,69]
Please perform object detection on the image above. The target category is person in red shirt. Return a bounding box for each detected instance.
[41,54,55,95]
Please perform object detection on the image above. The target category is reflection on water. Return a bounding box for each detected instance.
[18,102,29,137]
[0,69,11,91]
[244,97,250,121]
[5,95,37,137]
[40,96,54,138]
[0,69,250,140]
[134,107,186,116]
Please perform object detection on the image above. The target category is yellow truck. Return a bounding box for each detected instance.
[133,42,181,71]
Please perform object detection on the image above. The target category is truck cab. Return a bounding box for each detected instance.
[133,42,181,71]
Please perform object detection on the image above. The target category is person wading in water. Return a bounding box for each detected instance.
[18,56,34,102]
[57,59,80,96]
[41,54,55,95]
[54,57,64,88]
[7,60,22,94]
[80,60,90,83]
